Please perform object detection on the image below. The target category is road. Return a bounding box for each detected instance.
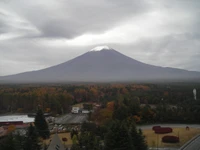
[149,148,178,150]
[179,135,200,150]
[138,124,200,130]
[55,113,88,124]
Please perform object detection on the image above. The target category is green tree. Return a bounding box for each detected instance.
[0,133,17,150]
[136,129,148,150]
[72,135,78,145]
[0,132,25,150]
[79,131,100,150]
[104,119,148,150]
[112,105,129,121]
[24,124,42,150]
[34,109,50,139]
[71,144,81,150]
[127,119,148,150]
[104,120,134,150]
[81,122,97,133]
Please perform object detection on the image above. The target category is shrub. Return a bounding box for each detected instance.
[162,135,179,143]
[154,127,173,134]
[152,126,161,131]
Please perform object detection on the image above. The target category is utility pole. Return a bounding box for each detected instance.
[157,134,159,150]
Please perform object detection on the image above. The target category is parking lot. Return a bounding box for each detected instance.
[55,113,88,124]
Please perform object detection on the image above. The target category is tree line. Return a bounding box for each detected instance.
[0,83,199,123]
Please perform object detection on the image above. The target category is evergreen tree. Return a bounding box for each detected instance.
[14,132,27,150]
[34,109,50,139]
[112,105,129,121]
[71,144,81,150]
[104,119,148,150]
[24,124,42,150]
[0,132,27,150]
[104,120,134,150]
[81,121,97,133]
[79,131,100,150]
[128,119,148,150]
[136,129,148,150]
[0,133,17,150]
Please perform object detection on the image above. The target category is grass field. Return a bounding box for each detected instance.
[44,127,200,149]
[72,103,84,108]
[143,127,200,148]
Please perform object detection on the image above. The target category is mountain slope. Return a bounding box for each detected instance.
[1,46,200,83]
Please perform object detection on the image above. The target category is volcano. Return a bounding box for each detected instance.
[1,46,200,83]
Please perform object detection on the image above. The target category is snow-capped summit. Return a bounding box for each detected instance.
[1,46,200,83]
[90,46,111,52]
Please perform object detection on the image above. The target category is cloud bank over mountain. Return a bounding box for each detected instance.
[0,0,200,76]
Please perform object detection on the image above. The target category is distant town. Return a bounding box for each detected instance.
[0,83,200,150]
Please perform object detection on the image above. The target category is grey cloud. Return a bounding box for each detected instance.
[110,33,200,72]
[0,21,7,33]
[0,38,91,75]
[0,8,40,40]
[0,10,12,33]
[1,0,200,76]
[4,0,152,39]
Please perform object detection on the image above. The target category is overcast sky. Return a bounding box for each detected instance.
[0,0,200,76]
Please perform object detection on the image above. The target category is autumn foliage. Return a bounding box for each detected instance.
[1,83,200,124]
[133,115,141,123]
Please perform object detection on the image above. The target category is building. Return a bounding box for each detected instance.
[0,121,30,129]
[71,107,80,114]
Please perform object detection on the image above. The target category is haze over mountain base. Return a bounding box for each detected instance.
[1,46,200,83]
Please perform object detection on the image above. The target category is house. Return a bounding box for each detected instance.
[71,107,80,114]
[0,121,30,129]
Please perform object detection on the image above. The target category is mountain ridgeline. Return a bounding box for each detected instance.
[1,46,200,83]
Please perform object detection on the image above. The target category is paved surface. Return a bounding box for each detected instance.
[149,148,178,150]
[55,113,88,124]
[138,124,200,130]
[179,135,200,150]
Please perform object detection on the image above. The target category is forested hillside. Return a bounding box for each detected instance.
[0,83,200,123]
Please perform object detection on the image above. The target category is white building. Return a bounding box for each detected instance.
[71,107,80,113]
